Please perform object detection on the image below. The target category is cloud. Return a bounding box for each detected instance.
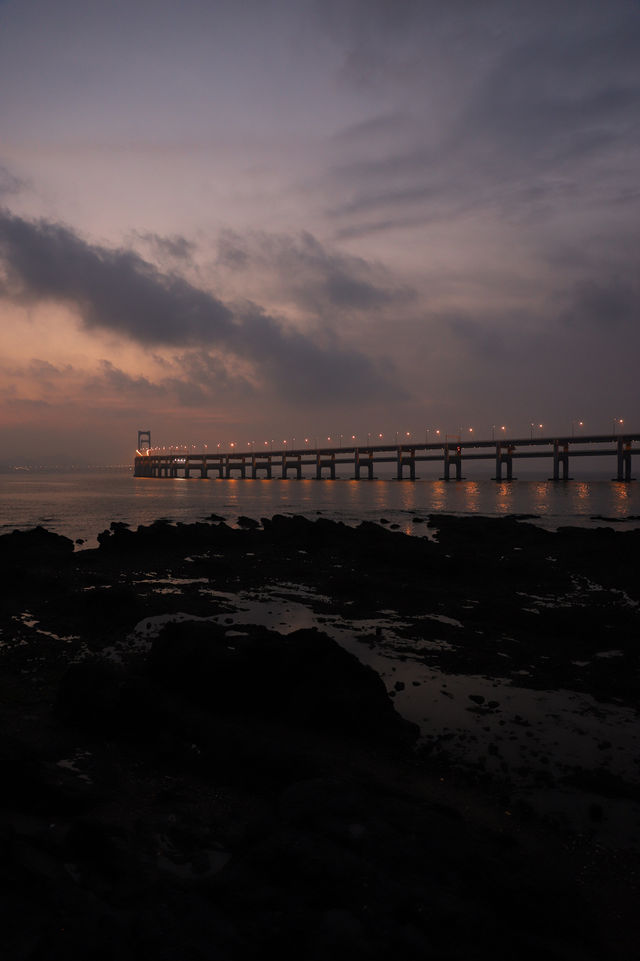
[0,210,401,405]
[0,209,234,345]
[134,231,197,262]
[560,276,640,332]
[0,163,24,198]
[216,228,415,314]
[319,1,640,237]
[96,359,166,397]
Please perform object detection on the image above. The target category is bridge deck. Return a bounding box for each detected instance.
[134,433,638,482]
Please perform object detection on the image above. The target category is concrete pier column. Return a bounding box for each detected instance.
[281,454,287,479]
[553,442,569,480]
[200,459,207,479]
[617,438,623,480]
[616,438,633,481]
[283,454,302,479]
[495,444,502,480]
[396,447,403,480]
[505,448,514,481]
[409,449,416,481]
[443,447,451,481]
[316,453,322,480]
[354,449,361,479]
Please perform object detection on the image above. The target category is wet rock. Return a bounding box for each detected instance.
[0,525,74,560]
[148,622,419,745]
[237,515,260,530]
[55,658,125,732]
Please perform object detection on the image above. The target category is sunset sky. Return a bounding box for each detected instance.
[1,0,638,464]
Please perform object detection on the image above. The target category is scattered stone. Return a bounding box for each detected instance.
[237,515,260,530]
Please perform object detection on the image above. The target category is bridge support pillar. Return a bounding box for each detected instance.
[443,447,462,481]
[316,453,336,479]
[552,442,570,480]
[355,450,374,479]
[281,455,302,479]
[252,456,272,479]
[225,458,246,479]
[396,448,416,480]
[494,445,514,481]
[617,439,633,481]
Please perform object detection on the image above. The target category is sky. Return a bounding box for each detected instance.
[0,0,639,464]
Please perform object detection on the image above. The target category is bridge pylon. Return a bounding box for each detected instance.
[137,430,151,452]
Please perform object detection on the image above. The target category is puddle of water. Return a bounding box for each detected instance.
[124,580,640,849]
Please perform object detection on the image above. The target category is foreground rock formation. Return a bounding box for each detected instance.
[1,515,638,959]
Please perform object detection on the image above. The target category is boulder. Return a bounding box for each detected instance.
[148,622,418,745]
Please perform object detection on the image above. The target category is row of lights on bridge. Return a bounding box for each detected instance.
[143,418,625,454]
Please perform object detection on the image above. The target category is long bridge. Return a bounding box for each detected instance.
[134,432,638,482]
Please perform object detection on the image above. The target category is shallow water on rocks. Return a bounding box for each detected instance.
[125,578,640,851]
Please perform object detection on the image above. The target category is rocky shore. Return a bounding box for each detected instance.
[1,514,639,959]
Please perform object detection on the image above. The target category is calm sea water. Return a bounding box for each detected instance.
[1,468,639,547]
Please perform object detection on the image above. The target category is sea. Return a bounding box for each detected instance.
[1,466,639,547]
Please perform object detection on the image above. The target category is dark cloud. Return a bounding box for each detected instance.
[135,231,196,261]
[97,359,165,396]
[93,357,243,409]
[321,1,640,235]
[0,163,24,197]
[216,228,414,314]
[560,277,640,331]
[238,303,406,404]
[0,210,400,405]
[0,209,233,345]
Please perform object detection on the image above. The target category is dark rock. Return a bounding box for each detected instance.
[237,515,260,530]
[55,658,125,732]
[0,525,74,560]
[148,622,418,745]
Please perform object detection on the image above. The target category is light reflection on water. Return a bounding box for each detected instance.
[613,480,634,513]
[2,470,640,546]
[495,482,515,515]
